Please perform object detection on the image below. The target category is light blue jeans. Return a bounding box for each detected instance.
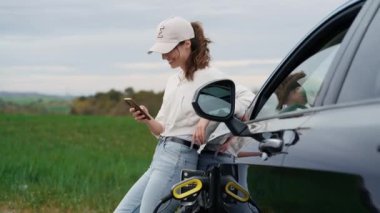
[198,152,258,213]
[114,137,198,213]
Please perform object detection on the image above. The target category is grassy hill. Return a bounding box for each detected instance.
[0,114,156,212]
[0,92,73,114]
[0,92,73,103]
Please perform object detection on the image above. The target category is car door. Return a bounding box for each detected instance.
[240,0,380,212]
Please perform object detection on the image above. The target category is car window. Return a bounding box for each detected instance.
[338,9,380,103]
[256,29,347,119]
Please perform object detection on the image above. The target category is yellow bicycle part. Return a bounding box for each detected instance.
[225,181,250,202]
[172,178,203,200]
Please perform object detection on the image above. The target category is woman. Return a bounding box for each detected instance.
[114,16,228,212]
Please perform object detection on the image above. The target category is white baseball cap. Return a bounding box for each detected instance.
[148,17,195,54]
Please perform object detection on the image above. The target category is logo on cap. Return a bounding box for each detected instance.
[157,26,165,38]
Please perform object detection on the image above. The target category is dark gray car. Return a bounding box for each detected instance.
[192,0,380,212]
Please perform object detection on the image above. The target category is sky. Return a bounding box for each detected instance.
[0,0,349,96]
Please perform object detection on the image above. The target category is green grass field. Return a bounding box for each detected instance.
[0,114,156,212]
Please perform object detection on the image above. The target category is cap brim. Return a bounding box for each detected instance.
[147,42,178,54]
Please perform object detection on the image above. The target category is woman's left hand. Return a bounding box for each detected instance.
[217,136,235,153]
[192,118,210,145]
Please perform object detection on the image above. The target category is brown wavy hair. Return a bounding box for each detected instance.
[184,21,212,80]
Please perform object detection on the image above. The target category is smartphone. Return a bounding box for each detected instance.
[124,98,151,120]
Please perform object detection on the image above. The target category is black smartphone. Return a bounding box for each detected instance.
[124,98,151,120]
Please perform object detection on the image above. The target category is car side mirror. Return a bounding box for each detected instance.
[192,79,235,121]
[192,79,252,136]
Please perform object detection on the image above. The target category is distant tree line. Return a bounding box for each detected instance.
[1,86,257,116]
[70,87,164,117]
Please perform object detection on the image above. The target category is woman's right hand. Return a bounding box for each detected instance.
[192,118,210,145]
[130,105,151,123]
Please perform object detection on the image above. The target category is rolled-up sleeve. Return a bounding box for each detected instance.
[234,84,255,118]
[152,92,167,138]
[155,104,166,128]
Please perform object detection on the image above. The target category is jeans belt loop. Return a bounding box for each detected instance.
[159,135,167,144]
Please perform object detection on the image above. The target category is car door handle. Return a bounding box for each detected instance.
[259,138,283,153]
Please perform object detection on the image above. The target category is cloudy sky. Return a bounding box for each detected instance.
[0,0,349,96]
